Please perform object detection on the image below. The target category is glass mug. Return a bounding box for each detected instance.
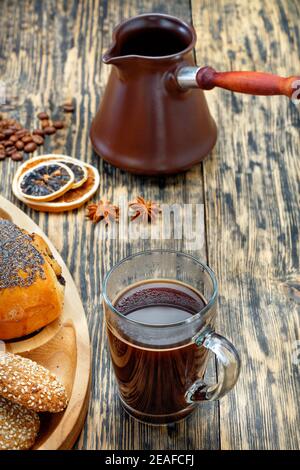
[103,250,241,425]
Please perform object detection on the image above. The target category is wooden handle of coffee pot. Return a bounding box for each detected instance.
[196,66,300,98]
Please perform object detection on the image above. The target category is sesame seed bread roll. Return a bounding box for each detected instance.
[0,353,68,413]
[0,219,65,340]
[0,396,40,450]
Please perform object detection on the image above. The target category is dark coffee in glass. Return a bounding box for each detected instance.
[103,251,240,425]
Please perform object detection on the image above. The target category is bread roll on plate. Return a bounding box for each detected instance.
[0,396,40,450]
[0,219,65,340]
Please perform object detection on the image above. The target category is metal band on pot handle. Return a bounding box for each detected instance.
[177,66,300,99]
[185,326,241,403]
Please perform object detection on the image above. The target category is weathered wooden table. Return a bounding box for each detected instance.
[0,0,299,450]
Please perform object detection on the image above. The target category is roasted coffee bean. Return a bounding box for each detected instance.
[4,140,14,148]
[15,140,25,150]
[0,144,4,151]
[3,129,14,137]
[5,146,16,156]
[15,129,28,138]
[0,133,5,141]
[0,152,6,160]
[9,135,18,143]
[43,126,56,135]
[0,119,9,127]
[11,151,23,161]
[24,142,37,153]
[22,135,33,143]
[41,119,50,129]
[53,120,64,129]
[37,111,49,120]
[32,134,44,145]
[32,128,44,136]
[63,103,75,112]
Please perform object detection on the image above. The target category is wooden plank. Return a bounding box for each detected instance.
[83,0,218,451]
[0,0,219,450]
[192,0,300,450]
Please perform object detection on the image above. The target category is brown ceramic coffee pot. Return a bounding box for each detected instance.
[90,14,299,175]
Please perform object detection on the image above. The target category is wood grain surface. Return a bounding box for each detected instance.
[0,0,299,450]
[192,0,300,449]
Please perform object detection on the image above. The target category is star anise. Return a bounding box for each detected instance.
[129,196,160,223]
[86,199,119,225]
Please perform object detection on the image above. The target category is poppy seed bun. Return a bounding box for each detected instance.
[0,219,65,340]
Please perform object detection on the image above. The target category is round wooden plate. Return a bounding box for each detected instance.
[0,195,91,450]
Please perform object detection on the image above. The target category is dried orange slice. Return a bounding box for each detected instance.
[13,155,100,212]
[17,162,74,202]
[55,160,88,189]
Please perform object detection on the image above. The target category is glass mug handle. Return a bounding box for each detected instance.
[185,326,241,403]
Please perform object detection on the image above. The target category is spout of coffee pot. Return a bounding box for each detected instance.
[102,51,119,65]
[102,42,125,66]
[177,66,300,100]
